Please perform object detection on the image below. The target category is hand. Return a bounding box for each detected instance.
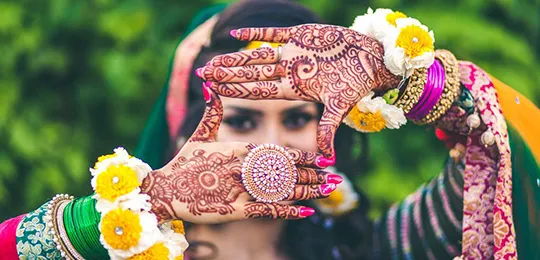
[198,24,401,157]
[141,87,341,224]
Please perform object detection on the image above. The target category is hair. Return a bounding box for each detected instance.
[175,1,373,259]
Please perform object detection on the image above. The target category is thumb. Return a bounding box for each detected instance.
[317,106,346,159]
[188,84,223,143]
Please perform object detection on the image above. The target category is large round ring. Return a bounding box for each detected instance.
[241,144,297,203]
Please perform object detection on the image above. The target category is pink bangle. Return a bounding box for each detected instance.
[406,59,445,120]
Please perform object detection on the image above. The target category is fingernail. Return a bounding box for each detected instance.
[316,156,335,167]
[299,207,315,217]
[326,174,343,184]
[204,81,212,88]
[195,68,203,77]
[206,61,211,66]
[202,83,210,102]
[230,29,237,38]
[320,183,337,195]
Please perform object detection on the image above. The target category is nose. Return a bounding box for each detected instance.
[261,124,286,147]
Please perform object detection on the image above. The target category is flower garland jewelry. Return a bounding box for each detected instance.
[343,91,406,133]
[344,8,446,132]
[315,167,359,216]
[351,8,435,77]
[91,147,188,260]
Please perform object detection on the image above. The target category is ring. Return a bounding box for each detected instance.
[241,144,297,203]
[277,45,283,61]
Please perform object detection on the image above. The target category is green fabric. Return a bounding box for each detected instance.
[16,201,62,260]
[134,4,227,169]
[509,127,540,260]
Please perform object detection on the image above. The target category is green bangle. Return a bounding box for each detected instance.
[75,196,108,260]
[64,196,109,260]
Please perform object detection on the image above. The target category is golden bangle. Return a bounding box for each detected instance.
[394,68,427,114]
[46,194,84,260]
[414,50,461,125]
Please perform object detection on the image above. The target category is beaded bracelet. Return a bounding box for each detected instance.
[394,67,427,114]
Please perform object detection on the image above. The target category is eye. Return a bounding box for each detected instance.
[282,112,315,130]
[223,115,258,133]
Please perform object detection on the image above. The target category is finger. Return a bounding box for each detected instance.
[202,64,285,83]
[243,202,315,219]
[188,86,223,143]
[317,106,347,158]
[286,184,337,201]
[285,148,330,168]
[296,168,328,185]
[233,27,292,43]
[207,47,278,68]
[208,81,286,100]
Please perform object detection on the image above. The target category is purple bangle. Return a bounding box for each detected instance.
[406,59,445,120]
[407,61,436,117]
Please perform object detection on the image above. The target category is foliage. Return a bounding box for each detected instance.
[0,0,538,220]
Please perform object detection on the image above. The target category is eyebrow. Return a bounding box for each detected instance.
[226,106,264,116]
[226,104,312,117]
[280,104,312,116]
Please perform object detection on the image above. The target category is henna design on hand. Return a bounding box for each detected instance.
[141,89,330,224]
[202,24,401,157]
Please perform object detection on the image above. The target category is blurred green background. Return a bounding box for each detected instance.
[0,0,538,220]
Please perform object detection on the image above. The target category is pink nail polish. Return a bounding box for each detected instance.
[230,29,237,38]
[299,207,315,217]
[326,174,343,184]
[316,156,335,167]
[204,81,212,88]
[320,183,337,195]
[202,83,210,102]
[195,68,203,77]
[206,61,211,66]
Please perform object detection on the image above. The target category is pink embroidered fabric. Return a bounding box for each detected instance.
[437,62,517,259]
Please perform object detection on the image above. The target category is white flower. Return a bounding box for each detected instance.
[126,157,152,183]
[161,224,189,259]
[102,210,163,259]
[94,147,131,172]
[350,8,375,37]
[315,167,359,216]
[343,91,406,132]
[370,8,400,40]
[94,189,152,213]
[381,17,435,77]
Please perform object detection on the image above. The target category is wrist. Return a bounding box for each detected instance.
[140,169,174,222]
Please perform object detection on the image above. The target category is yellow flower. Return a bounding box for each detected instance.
[245,41,282,50]
[319,190,345,207]
[175,255,184,260]
[346,106,387,133]
[395,24,434,59]
[386,11,407,26]
[127,243,170,260]
[96,165,140,201]
[171,220,185,235]
[101,208,142,250]
[95,153,116,168]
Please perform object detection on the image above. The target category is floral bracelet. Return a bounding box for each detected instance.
[91,147,188,260]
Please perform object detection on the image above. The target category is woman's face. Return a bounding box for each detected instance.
[217,97,319,153]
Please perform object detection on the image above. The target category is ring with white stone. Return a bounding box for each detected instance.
[241,144,297,203]
[277,45,283,62]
